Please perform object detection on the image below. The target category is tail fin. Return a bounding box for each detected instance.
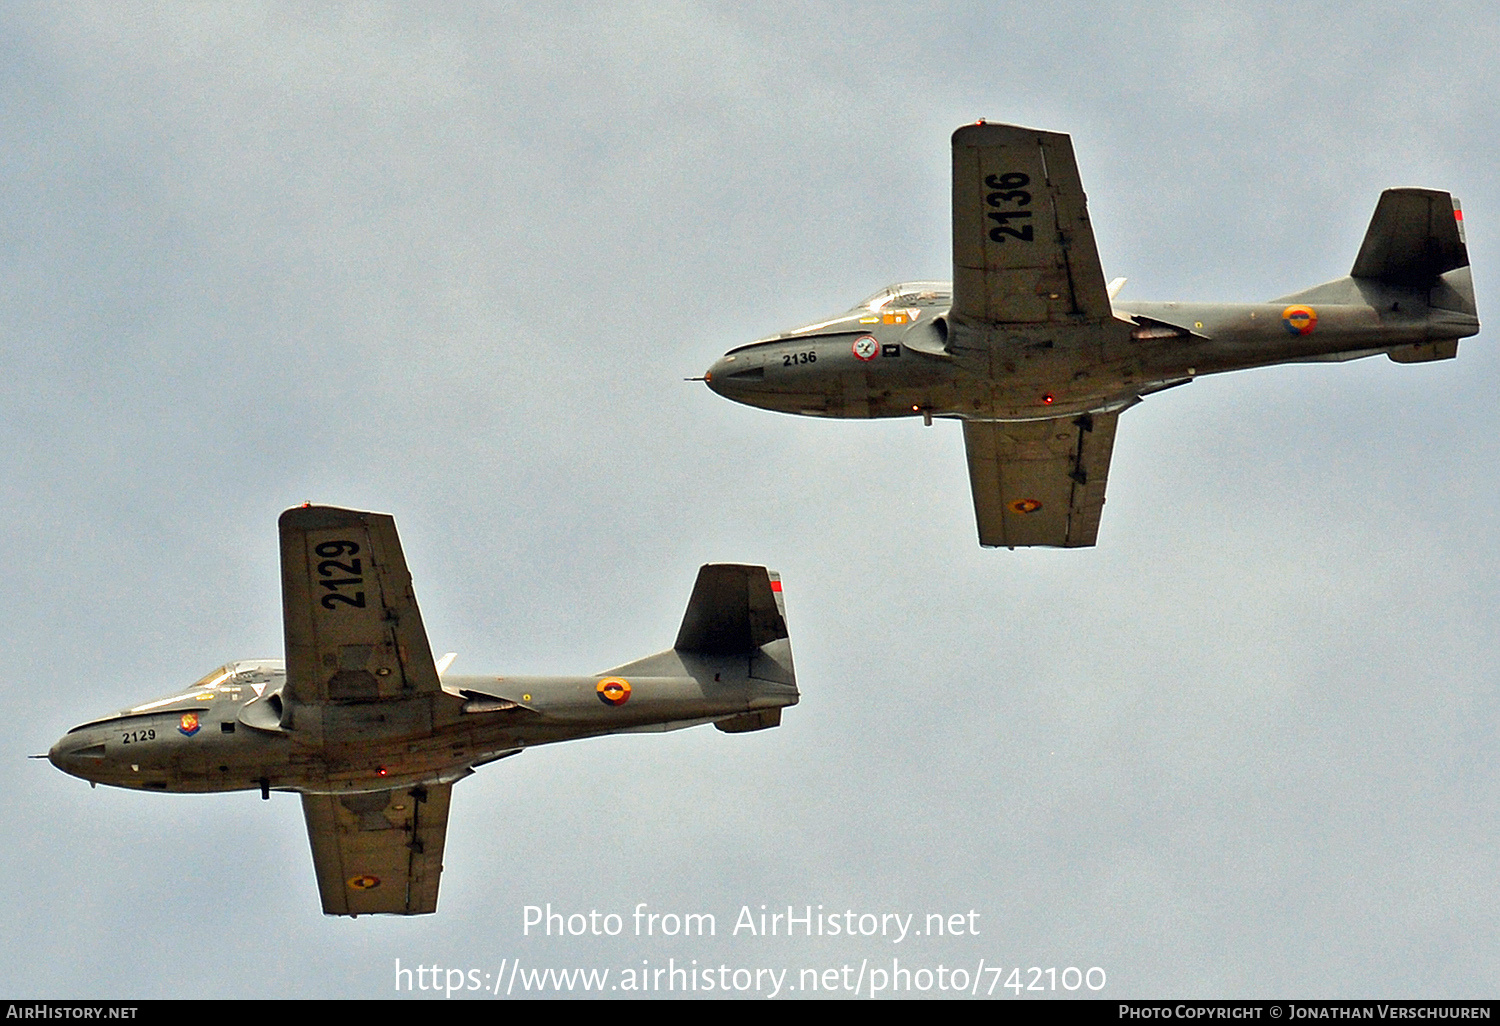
[674,564,788,655]
[1274,189,1478,364]
[672,564,797,733]
[1354,188,1478,354]
[1351,188,1468,286]
[603,565,798,717]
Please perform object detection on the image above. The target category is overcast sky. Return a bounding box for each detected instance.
[5,1,1499,999]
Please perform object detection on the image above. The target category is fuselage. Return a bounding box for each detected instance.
[49,656,799,796]
[706,277,1480,422]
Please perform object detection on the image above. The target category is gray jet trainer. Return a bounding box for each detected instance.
[703,122,1480,548]
[48,505,798,915]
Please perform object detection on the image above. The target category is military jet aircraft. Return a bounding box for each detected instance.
[48,505,798,915]
[703,122,1480,548]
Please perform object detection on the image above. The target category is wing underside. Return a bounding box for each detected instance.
[302,783,453,916]
[279,505,442,706]
[951,122,1112,326]
[962,412,1119,548]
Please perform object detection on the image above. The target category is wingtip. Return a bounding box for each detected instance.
[278,504,389,532]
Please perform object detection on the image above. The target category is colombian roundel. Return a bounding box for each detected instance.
[596,677,632,707]
[1008,498,1043,515]
[1281,305,1317,336]
[348,874,381,891]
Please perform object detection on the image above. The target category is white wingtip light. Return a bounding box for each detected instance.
[1106,277,1127,299]
[435,652,457,675]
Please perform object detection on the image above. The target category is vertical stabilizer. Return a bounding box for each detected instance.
[1351,188,1468,285]
[674,564,788,655]
[674,563,797,708]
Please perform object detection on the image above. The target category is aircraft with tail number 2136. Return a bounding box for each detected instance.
[47,505,798,915]
[702,121,1479,548]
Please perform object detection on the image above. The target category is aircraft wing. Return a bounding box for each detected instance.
[962,412,1119,548]
[302,783,453,916]
[951,122,1112,326]
[279,505,442,705]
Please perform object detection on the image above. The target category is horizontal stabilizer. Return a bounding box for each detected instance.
[1351,188,1468,285]
[674,564,787,655]
[716,708,782,733]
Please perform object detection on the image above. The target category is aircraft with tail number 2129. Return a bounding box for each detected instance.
[47,505,798,915]
[702,121,1479,548]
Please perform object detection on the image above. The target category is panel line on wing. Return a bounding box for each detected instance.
[962,410,1120,548]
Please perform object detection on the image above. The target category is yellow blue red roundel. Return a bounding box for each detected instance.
[596,678,632,707]
[1281,305,1317,336]
[348,875,380,891]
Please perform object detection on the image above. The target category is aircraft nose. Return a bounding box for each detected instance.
[48,732,106,779]
[703,356,730,396]
[703,351,764,399]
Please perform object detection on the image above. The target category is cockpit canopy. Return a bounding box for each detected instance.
[855,281,952,311]
[190,659,282,690]
[64,659,286,735]
[733,281,956,352]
